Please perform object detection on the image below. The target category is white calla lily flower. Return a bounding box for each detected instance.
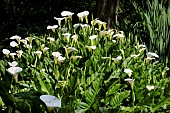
[61,11,74,17]
[9,53,16,59]
[40,95,61,108]
[100,31,108,36]
[64,47,78,53]
[52,52,62,58]
[61,27,68,32]
[54,17,64,26]
[112,40,117,43]
[131,54,140,58]
[131,54,140,60]
[2,49,10,55]
[7,66,22,83]
[47,25,58,30]
[113,34,125,39]
[8,61,18,67]
[25,37,35,44]
[7,67,22,76]
[112,56,122,63]
[63,33,71,42]
[80,24,90,28]
[16,50,23,58]
[10,35,21,40]
[77,11,89,18]
[54,17,64,21]
[9,53,16,56]
[139,48,146,54]
[89,35,97,40]
[86,46,96,50]
[40,95,61,112]
[26,44,32,49]
[146,52,159,58]
[124,69,133,77]
[10,35,21,44]
[47,25,58,32]
[124,78,134,85]
[146,85,155,91]
[96,19,104,25]
[71,34,78,42]
[43,47,49,53]
[58,56,66,63]
[73,23,81,29]
[71,56,82,61]
[10,41,18,47]
[47,37,55,42]
[20,39,28,46]
[101,57,111,59]
[34,51,42,58]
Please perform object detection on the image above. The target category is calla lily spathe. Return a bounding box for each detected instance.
[2,49,10,55]
[9,53,16,59]
[52,52,62,58]
[47,37,55,42]
[16,50,23,58]
[124,69,133,77]
[146,85,155,91]
[20,39,28,46]
[63,33,71,42]
[47,25,58,32]
[77,11,89,18]
[8,61,18,67]
[112,56,122,63]
[113,34,125,40]
[89,35,97,40]
[146,52,159,58]
[34,51,42,58]
[10,41,18,47]
[7,66,22,76]
[54,17,64,26]
[86,46,96,50]
[42,47,49,54]
[64,47,78,54]
[47,25,58,30]
[61,11,74,17]
[10,35,21,44]
[61,27,68,32]
[25,37,35,44]
[10,35,21,40]
[58,56,66,63]
[40,95,61,112]
[40,95,61,108]
[101,57,111,59]
[124,78,134,85]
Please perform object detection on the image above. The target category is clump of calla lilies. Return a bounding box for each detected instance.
[1,10,169,112]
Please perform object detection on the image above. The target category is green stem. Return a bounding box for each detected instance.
[34,56,37,67]
[131,85,135,107]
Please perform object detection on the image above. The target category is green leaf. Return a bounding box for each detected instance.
[120,106,135,112]
[106,84,121,96]
[110,90,130,108]
[36,72,52,94]
[92,75,102,92]
[151,97,170,112]
[75,102,89,113]
[85,87,96,104]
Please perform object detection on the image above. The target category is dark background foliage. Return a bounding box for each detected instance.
[0,0,96,42]
[0,0,169,47]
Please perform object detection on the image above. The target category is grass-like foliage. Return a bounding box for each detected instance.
[133,0,170,65]
[0,10,170,113]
